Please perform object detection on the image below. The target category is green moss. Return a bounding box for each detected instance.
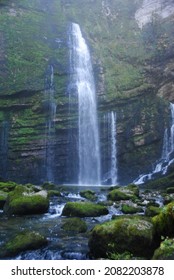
[108,185,139,201]
[79,190,97,201]
[152,202,174,237]
[0,231,48,258]
[61,217,87,233]
[0,191,8,209]
[121,204,143,214]
[3,186,49,215]
[62,202,109,217]
[152,238,174,260]
[145,206,161,217]
[89,216,155,258]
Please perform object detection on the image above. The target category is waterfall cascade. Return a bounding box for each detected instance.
[102,111,118,185]
[134,103,174,184]
[44,65,56,182]
[111,111,118,185]
[69,23,101,185]
[0,121,9,178]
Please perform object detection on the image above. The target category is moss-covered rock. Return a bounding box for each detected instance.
[152,202,174,237]
[0,231,48,258]
[121,203,143,214]
[62,202,109,217]
[166,187,174,194]
[0,191,8,209]
[89,216,155,258]
[152,238,174,260]
[48,190,62,197]
[108,185,139,202]
[145,206,161,217]
[3,185,49,215]
[80,190,96,201]
[61,217,87,233]
[0,181,18,192]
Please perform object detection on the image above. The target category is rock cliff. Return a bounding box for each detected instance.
[0,0,174,185]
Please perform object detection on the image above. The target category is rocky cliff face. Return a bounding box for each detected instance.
[0,0,174,185]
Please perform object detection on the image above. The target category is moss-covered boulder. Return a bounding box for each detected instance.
[145,206,161,217]
[80,190,96,201]
[152,238,174,260]
[0,191,8,209]
[42,182,57,190]
[152,202,174,237]
[48,190,62,197]
[0,231,48,258]
[108,184,139,202]
[89,216,155,258]
[62,202,109,217]
[3,185,49,216]
[0,181,18,193]
[121,204,143,214]
[61,217,87,233]
[166,187,174,194]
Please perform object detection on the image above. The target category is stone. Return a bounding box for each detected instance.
[61,217,87,233]
[3,185,49,215]
[0,231,48,258]
[152,201,174,237]
[108,184,139,202]
[0,191,8,209]
[62,202,109,217]
[152,238,174,260]
[89,216,155,258]
[79,190,96,201]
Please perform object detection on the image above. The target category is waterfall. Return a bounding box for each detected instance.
[0,121,9,178]
[111,111,118,185]
[69,23,101,185]
[134,102,174,184]
[44,65,56,182]
[102,111,118,185]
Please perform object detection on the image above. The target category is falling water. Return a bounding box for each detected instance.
[134,102,174,184]
[111,111,118,185]
[69,23,101,185]
[102,111,118,185]
[44,65,56,182]
[0,121,9,178]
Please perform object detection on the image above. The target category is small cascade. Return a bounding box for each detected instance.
[134,103,174,184]
[69,23,101,185]
[0,121,9,178]
[111,111,118,185]
[44,65,57,182]
[102,111,118,185]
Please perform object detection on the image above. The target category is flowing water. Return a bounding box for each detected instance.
[0,121,9,179]
[44,65,57,182]
[111,111,118,185]
[102,111,118,185]
[69,23,101,186]
[134,103,174,184]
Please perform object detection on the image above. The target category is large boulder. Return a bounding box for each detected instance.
[152,238,174,260]
[0,191,8,209]
[62,202,109,217]
[80,190,97,201]
[61,217,87,233]
[108,184,139,202]
[0,231,48,258]
[89,216,155,258]
[3,185,49,215]
[152,201,174,237]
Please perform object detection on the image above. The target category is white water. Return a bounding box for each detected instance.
[70,23,101,185]
[134,103,174,184]
[45,65,56,182]
[111,111,118,185]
